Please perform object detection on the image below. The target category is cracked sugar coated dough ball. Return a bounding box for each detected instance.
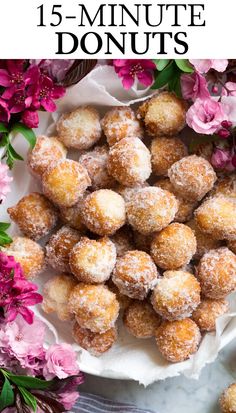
[3,237,45,280]
[42,274,77,321]
[168,155,217,202]
[111,227,135,257]
[155,318,201,363]
[112,250,159,300]
[126,187,178,235]
[46,225,81,272]
[192,298,229,332]
[151,223,197,270]
[79,145,116,190]
[195,196,236,241]
[137,92,186,137]
[187,219,222,260]
[69,236,117,283]
[151,137,188,176]
[56,106,102,150]
[8,192,58,240]
[101,106,143,147]
[69,284,119,333]
[72,322,117,356]
[151,271,201,321]
[81,189,126,236]
[59,199,87,233]
[220,383,236,413]
[209,174,236,199]
[27,135,67,177]
[107,137,151,187]
[154,178,197,223]
[42,159,91,208]
[197,247,236,299]
[123,301,161,339]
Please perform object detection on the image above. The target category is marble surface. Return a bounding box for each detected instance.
[80,340,236,413]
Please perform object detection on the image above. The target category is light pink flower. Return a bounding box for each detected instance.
[0,163,12,202]
[1,315,45,359]
[186,98,227,135]
[221,82,236,96]
[57,376,84,410]
[113,59,156,90]
[181,72,210,101]
[43,343,79,380]
[22,109,39,128]
[190,59,228,73]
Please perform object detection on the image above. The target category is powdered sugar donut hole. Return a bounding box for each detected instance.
[124,301,161,339]
[72,323,117,356]
[151,137,187,176]
[192,298,229,332]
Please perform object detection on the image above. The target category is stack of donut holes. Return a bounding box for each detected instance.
[6,92,236,363]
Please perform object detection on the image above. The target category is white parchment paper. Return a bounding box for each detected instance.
[1,65,236,386]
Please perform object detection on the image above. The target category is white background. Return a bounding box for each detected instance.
[0,0,235,58]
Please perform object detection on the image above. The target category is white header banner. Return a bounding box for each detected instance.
[0,0,235,58]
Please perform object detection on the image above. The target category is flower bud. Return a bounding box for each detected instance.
[221,120,233,129]
[217,128,231,139]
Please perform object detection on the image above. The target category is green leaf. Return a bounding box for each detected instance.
[8,374,54,390]
[11,123,36,148]
[0,123,9,134]
[0,222,11,231]
[0,134,9,147]
[153,59,170,71]
[5,143,24,169]
[0,232,12,246]
[18,387,37,413]
[151,62,176,89]
[168,72,182,97]
[175,59,194,73]
[0,377,14,410]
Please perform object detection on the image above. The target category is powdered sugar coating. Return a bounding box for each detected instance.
[209,174,236,199]
[154,178,197,223]
[192,298,229,332]
[195,195,236,241]
[59,198,87,233]
[155,318,201,363]
[107,137,151,187]
[79,145,116,190]
[151,137,188,176]
[112,250,159,300]
[42,274,78,321]
[69,236,117,283]
[72,322,117,356]
[3,236,45,279]
[151,223,197,270]
[46,225,81,272]
[126,187,178,235]
[27,135,67,177]
[124,301,161,339]
[101,106,143,147]
[106,279,132,310]
[115,182,149,203]
[8,192,58,240]
[151,271,201,321]
[168,155,217,202]
[220,383,236,413]
[42,159,91,208]
[56,106,102,150]
[137,92,186,137]
[197,247,236,299]
[81,189,126,236]
[187,219,222,259]
[69,284,119,333]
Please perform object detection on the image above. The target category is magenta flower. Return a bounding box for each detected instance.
[31,59,75,82]
[189,59,228,73]
[43,343,79,380]
[0,163,12,202]
[211,147,235,171]
[35,74,65,112]
[181,72,210,101]
[0,60,25,88]
[186,98,227,135]
[21,109,39,128]
[0,99,10,122]
[113,59,156,90]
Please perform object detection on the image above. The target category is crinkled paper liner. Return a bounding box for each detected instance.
[2,64,236,386]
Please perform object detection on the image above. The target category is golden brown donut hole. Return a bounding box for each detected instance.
[72,322,117,356]
[124,301,161,338]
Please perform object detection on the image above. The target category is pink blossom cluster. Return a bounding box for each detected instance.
[0,162,12,202]
[113,59,156,90]
[0,252,83,411]
[0,60,65,128]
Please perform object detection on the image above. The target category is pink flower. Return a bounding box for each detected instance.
[113,59,156,90]
[0,60,25,88]
[43,343,79,380]
[22,109,39,128]
[181,72,210,101]
[221,82,236,96]
[186,98,227,135]
[0,163,12,202]
[34,75,65,112]
[1,315,45,360]
[57,376,84,410]
[0,99,10,123]
[31,59,75,82]
[211,147,235,171]
[190,59,228,73]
